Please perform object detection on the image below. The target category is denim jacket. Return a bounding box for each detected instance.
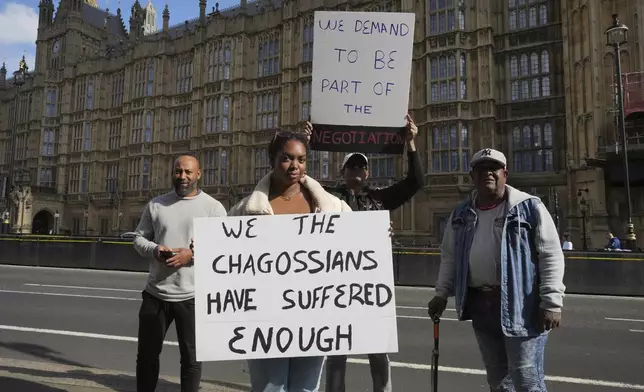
[435,185,566,337]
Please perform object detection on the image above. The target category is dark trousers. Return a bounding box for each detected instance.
[325,353,391,392]
[136,290,202,392]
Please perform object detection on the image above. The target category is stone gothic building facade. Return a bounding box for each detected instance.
[0,0,642,248]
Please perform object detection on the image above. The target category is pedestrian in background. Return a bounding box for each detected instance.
[605,232,621,250]
[133,155,228,392]
[427,148,566,392]
[562,235,573,250]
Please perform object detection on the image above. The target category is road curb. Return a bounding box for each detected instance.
[0,357,251,391]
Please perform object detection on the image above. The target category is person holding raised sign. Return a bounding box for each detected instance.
[303,115,422,392]
[226,131,352,392]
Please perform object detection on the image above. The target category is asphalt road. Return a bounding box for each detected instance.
[0,265,643,391]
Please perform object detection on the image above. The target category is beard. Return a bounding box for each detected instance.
[174,180,197,197]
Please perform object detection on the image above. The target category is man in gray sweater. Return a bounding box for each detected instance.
[133,155,227,392]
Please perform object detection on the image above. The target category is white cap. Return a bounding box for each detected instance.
[470,148,507,168]
[341,153,369,169]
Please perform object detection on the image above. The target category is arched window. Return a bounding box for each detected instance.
[145,111,152,142]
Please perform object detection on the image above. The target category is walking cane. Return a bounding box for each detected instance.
[431,315,440,392]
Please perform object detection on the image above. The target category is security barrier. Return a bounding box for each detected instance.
[0,235,643,296]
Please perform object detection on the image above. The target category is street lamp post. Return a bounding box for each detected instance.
[579,197,588,251]
[84,209,89,237]
[8,57,30,233]
[606,14,637,250]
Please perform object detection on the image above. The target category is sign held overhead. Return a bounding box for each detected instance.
[310,11,416,154]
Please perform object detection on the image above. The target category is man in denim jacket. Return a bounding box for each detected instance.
[427,148,565,392]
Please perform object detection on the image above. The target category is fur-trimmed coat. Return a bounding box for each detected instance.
[228,172,352,216]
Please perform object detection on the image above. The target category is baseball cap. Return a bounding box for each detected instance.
[470,148,507,168]
[341,153,369,169]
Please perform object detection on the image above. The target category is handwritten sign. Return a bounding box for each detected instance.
[310,11,415,154]
[193,211,398,361]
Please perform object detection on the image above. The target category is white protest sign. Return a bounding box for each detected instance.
[193,210,398,361]
[310,11,415,128]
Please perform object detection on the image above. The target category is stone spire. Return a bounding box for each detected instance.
[0,62,6,88]
[199,0,207,25]
[162,4,169,31]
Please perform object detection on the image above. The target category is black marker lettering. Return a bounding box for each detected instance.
[210,249,379,276]
[228,327,246,354]
[243,288,257,311]
[310,214,325,234]
[275,252,292,275]
[299,327,316,351]
[300,289,312,309]
[336,324,353,351]
[221,218,257,239]
[292,250,308,272]
[363,283,374,306]
[330,250,344,272]
[326,214,339,233]
[334,285,347,308]
[376,283,393,307]
[207,292,220,315]
[207,288,257,314]
[362,250,378,270]
[276,327,294,353]
[349,283,364,305]
[230,254,241,273]
[322,285,333,308]
[252,327,273,354]
[345,251,358,271]
[242,255,257,275]
[282,289,295,310]
[281,283,393,310]
[244,218,258,238]
[292,215,308,235]
[308,250,324,274]
[221,220,243,238]
[316,326,332,352]
[257,253,273,273]
[212,255,226,274]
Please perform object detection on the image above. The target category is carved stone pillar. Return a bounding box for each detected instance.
[10,186,33,234]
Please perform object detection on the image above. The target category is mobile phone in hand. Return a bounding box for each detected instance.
[160,250,175,259]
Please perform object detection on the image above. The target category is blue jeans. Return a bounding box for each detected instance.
[247,356,325,392]
[469,289,548,392]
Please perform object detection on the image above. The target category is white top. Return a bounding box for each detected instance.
[468,201,507,287]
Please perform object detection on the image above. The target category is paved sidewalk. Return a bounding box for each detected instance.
[0,357,250,392]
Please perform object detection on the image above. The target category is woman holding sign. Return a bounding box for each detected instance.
[227,131,351,392]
